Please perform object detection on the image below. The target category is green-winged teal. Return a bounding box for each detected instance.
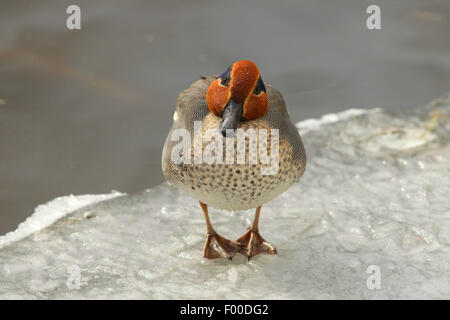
[162,60,306,260]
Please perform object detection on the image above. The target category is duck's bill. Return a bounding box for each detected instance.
[219,99,243,137]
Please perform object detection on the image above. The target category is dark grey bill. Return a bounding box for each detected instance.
[219,99,243,137]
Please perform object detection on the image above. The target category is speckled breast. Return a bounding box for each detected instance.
[164,113,305,211]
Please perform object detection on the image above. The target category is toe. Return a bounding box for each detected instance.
[203,233,239,260]
[236,229,277,259]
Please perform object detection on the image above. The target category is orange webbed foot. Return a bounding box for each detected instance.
[203,232,241,260]
[236,227,277,260]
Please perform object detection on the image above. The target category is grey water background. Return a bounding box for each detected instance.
[0,0,449,235]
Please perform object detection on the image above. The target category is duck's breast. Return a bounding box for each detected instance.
[162,79,306,210]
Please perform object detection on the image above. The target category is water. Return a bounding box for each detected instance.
[1,0,450,234]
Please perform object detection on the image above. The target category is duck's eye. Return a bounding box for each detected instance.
[253,76,266,95]
[218,66,232,86]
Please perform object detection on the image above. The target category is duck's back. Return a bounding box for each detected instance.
[162,77,306,210]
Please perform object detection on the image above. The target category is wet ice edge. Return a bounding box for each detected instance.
[0,192,124,250]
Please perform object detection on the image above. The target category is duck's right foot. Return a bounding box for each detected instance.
[203,232,240,260]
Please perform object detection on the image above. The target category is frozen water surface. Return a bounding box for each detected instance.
[1,97,449,299]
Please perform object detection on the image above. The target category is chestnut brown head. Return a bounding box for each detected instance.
[206,60,268,136]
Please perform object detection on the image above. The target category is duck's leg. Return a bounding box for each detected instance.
[236,206,277,260]
[200,202,240,260]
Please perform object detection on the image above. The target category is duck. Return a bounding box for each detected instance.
[162,60,306,260]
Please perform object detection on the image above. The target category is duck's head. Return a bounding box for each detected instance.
[206,60,268,136]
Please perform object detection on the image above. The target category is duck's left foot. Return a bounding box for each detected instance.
[236,228,277,260]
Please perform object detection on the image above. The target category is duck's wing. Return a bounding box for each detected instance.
[170,77,213,134]
[263,84,307,174]
[162,77,214,182]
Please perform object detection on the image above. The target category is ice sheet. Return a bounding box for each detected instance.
[0,97,449,299]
